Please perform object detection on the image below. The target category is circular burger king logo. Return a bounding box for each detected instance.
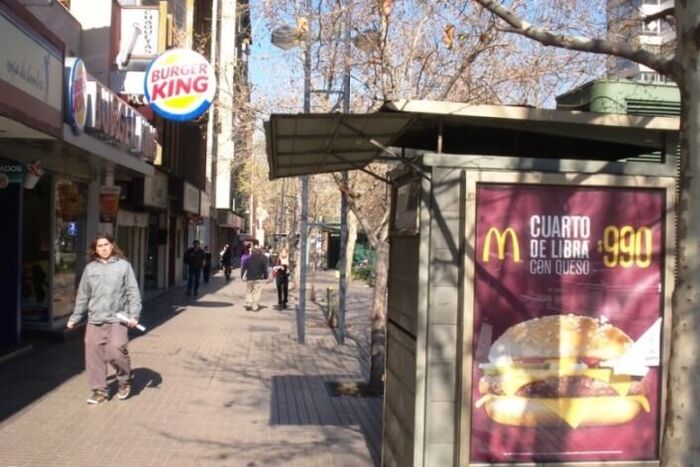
[144,48,217,122]
[65,57,88,134]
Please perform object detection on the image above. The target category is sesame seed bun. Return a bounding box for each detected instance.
[488,314,633,363]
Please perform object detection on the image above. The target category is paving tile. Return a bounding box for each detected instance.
[0,270,381,466]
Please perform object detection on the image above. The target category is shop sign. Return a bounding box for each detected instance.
[470,184,664,464]
[200,190,211,217]
[116,209,148,228]
[85,79,158,162]
[0,159,43,189]
[217,210,244,229]
[183,181,199,214]
[99,186,122,223]
[143,170,168,209]
[0,9,62,111]
[120,7,160,61]
[144,48,216,121]
[63,57,88,134]
[0,161,24,189]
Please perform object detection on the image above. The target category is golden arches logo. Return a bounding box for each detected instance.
[482,227,521,263]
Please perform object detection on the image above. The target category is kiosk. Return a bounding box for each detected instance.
[265,99,679,467]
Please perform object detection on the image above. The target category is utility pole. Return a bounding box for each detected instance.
[297,0,312,344]
[337,0,352,345]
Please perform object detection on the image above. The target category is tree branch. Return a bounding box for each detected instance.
[644,7,674,24]
[473,0,676,79]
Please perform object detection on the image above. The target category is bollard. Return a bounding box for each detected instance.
[326,287,338,328]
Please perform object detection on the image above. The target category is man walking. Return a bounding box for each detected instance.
[184,240,205,296]
[242,241,269,311]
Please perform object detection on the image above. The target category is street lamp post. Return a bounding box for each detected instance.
[273,0,355,344]
[337,0,352,346]
[297,0,312,344]
[271,4,312,344]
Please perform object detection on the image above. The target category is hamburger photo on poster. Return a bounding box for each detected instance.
[470,184,665,464]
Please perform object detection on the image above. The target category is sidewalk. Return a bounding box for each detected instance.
[0,270,382,466]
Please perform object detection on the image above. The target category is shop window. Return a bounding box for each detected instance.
[53,178,88,320]
[21,175,52,323]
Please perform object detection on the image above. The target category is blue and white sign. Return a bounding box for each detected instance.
[64,57,88,134]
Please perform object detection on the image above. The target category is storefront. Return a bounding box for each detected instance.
[216,209,244,268]
[23,56,157,332]
[168,179,200,285]
[139,170,168,291]
[0,0,63,347]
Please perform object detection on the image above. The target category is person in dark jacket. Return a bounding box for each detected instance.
[67,233,141,405]
[242,241,269,311]
[220,243,233,281]
[272,248,290,309]
[184,240,205,296]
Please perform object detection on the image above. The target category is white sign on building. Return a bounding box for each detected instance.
[0,9,62,110]
[120,7,160,61]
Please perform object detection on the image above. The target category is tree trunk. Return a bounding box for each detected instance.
[661,5,700,465]
[368,238,389,395]
[345,210,358,280]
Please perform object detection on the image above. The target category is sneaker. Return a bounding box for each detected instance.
[117,382,131,400]
[252,306,260,312]
[86,390,108,405]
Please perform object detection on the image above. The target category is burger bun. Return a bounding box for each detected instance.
[488,314,633,363]
[479,395,648,428]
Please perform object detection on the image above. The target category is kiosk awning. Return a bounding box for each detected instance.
[265,99,679,180]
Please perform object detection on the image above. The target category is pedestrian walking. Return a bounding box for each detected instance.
[272,248,290,309]
[240,243,251,279]
[242,241,269,311]
[66,233,142,405]
[184,240,205,296]
[220,243,233,280]
[202,246,212,283]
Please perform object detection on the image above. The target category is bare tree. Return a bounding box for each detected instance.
[256,0,604,394]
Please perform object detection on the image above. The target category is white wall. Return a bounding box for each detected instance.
[69,0,113,83]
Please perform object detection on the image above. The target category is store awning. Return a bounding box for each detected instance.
[265,99,679,180]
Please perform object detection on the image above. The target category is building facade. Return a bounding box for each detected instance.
[607,0,675,82]
[0,0,251,349]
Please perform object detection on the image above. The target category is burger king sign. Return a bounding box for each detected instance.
[144,48,216,121]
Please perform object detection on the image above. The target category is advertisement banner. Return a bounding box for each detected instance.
[470,183,664,463]
[0,160,25,188]
[99,186,122,223]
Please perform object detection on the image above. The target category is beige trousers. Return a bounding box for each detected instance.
[245,280,264,309]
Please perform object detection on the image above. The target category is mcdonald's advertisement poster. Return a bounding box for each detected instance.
[470,184,664,464]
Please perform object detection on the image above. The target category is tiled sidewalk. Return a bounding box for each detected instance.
[0,270,381,466]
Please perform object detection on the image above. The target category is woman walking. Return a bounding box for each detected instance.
[67,233,142,405]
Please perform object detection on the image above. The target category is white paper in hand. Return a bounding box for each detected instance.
[116,312,146,332]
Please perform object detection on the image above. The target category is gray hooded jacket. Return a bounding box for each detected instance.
[69,256,142,325]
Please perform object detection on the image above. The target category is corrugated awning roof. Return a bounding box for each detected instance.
[265,99,679,180]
